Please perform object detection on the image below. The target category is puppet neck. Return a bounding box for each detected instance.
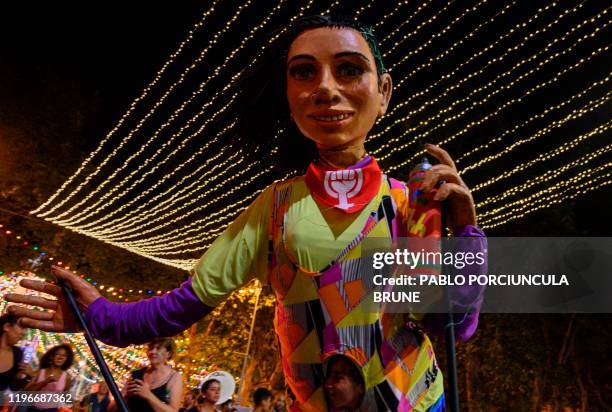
[317,142,367,169]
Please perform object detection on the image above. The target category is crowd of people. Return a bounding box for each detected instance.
[1,313,300,412]
[1,314,73,412]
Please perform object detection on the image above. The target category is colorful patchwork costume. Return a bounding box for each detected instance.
[269,174,445,411]
[86,156,485,411]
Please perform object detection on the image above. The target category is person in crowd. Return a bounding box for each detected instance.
[271,392,285,412]
[252,388,273,412]
[0,313,31,407]
[186,378,220,412]
[25,343,73,412]
[75,381,110,412]
[6,14,486,411]
[124,338,183,412]
[179,388,200,412]
[323,355,365,412]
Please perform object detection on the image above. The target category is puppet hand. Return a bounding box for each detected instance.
[4,265,102,332]
[421,144,477,228]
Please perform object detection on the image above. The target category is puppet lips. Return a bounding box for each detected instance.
[311,113,353,121]
[309,110,354,123]
[309,112,354,129]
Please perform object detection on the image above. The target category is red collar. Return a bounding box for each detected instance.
[304,156,382,213]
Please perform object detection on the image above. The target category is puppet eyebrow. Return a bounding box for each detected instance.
[287,51,371,65]
[287,54,316,64]
[334,51,371,63]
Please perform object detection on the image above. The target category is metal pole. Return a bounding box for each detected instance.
[59,281,130,412]
[444,285,460,412]
[238,285,261,400]
[441,206,460,412]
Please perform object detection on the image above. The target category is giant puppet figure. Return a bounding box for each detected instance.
[7,16,486,411]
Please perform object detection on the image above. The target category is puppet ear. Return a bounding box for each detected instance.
[378,73,393,117]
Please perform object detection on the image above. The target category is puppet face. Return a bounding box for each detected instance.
[286,27,392,151]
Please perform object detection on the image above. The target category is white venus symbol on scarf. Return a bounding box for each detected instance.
[323,169,364,210]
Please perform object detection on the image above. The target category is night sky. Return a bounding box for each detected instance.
[1,1,207,152]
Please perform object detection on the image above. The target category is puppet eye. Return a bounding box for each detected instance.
[289,63,316,80]
[337,62,364,78]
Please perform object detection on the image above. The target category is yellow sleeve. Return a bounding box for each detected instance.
[190,184,275,307]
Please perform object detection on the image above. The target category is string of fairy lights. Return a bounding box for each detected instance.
[462,90,611,176]
[382,4,557,143]
[79,122,238,235]
[475,144,610,207]
[370,0,583,143]
[387,41,610,174]
[479,164,611,228]
[0,223,172,298]
[41,0,283,223]
[382,0,459,55]
[377,0,435,42]
[26,0,610,272]
[35,10,608,251]
[375,3,609,159]
[37,0,328,241]
[44,0,334,232]
[456,76,610,163]
[31,0,222,217]
[472,121,610,193]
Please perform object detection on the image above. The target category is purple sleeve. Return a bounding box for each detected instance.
[84,277,212,347]
[422,225,487,342]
